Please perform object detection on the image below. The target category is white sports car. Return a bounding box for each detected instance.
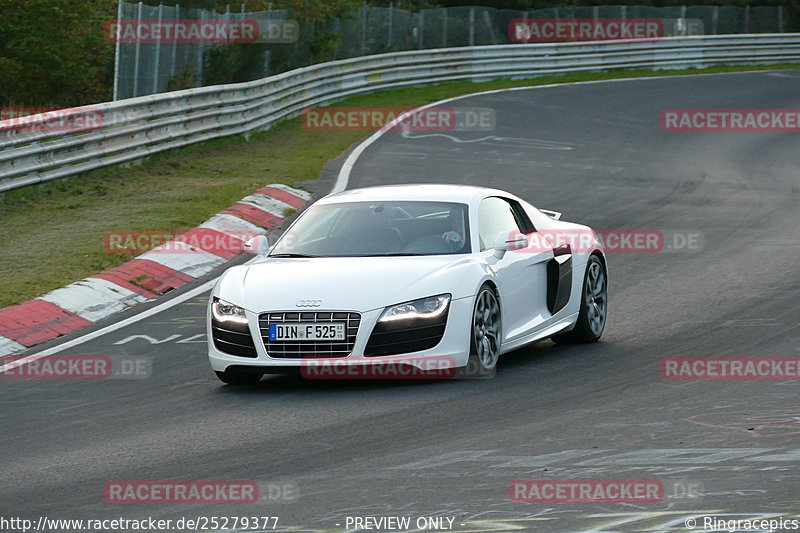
[207,184,607,384]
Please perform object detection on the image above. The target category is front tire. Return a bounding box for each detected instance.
[552,254,607,344]
[468,285,502,372]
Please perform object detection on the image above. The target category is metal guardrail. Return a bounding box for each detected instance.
[2,34,800,193]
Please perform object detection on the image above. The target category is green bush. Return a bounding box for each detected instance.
[0,0,117,108]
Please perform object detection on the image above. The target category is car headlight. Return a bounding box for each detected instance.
[211,298,248,324]
[378,294,451,323]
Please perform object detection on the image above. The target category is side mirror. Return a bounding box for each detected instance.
[493,230,527,258]
[243,235,270,256]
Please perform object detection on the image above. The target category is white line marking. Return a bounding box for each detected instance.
[113,334,182,345]
[400,131,576,148]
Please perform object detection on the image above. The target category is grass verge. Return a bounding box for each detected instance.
[1,62,798,308]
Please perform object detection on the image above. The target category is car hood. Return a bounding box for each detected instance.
[217,256,481,313]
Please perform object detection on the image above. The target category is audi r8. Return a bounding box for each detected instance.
[208,184,607,384]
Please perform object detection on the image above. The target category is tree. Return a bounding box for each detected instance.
[0,0,117,108]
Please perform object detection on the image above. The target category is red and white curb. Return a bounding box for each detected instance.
[0,184,310,356]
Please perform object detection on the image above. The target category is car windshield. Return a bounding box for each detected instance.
[269,200,471,257]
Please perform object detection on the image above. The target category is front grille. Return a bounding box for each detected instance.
[258,311,360,358]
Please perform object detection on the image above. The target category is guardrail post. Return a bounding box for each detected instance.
[680,5,686,36]
[711,6,718,35]
[442,8,447,48]
[387,1,393,49]
[133,1,143,98]
[418,10,424,49]
[469,8,474,46]
[483,10,495,45]
[170,4,178,82]
[112,0,123,101]
[153,3,163,95]
[195,9,205,87]
[361,1,367,56]
[744,5,750,33]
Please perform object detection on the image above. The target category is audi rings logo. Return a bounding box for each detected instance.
[296,299,322,307]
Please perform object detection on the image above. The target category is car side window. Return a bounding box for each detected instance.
[477,197,522,251]
[510,201,536,234]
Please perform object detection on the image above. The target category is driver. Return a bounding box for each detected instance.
[441,211,463,246]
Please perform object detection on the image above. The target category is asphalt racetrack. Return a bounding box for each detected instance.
[2,71,800,532]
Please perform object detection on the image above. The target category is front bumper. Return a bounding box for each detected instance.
[207,296,474,373]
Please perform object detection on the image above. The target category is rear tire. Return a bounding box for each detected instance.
[551,255,607,344]
[215,368,263,385]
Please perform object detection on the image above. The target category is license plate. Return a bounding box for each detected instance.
[269,323,346,341]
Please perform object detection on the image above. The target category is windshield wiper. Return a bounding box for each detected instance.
[268,253,318,258]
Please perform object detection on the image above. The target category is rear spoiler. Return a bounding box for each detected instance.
[540,209,562,221]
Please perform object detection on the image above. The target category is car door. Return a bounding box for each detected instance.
[477,196,554,342]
